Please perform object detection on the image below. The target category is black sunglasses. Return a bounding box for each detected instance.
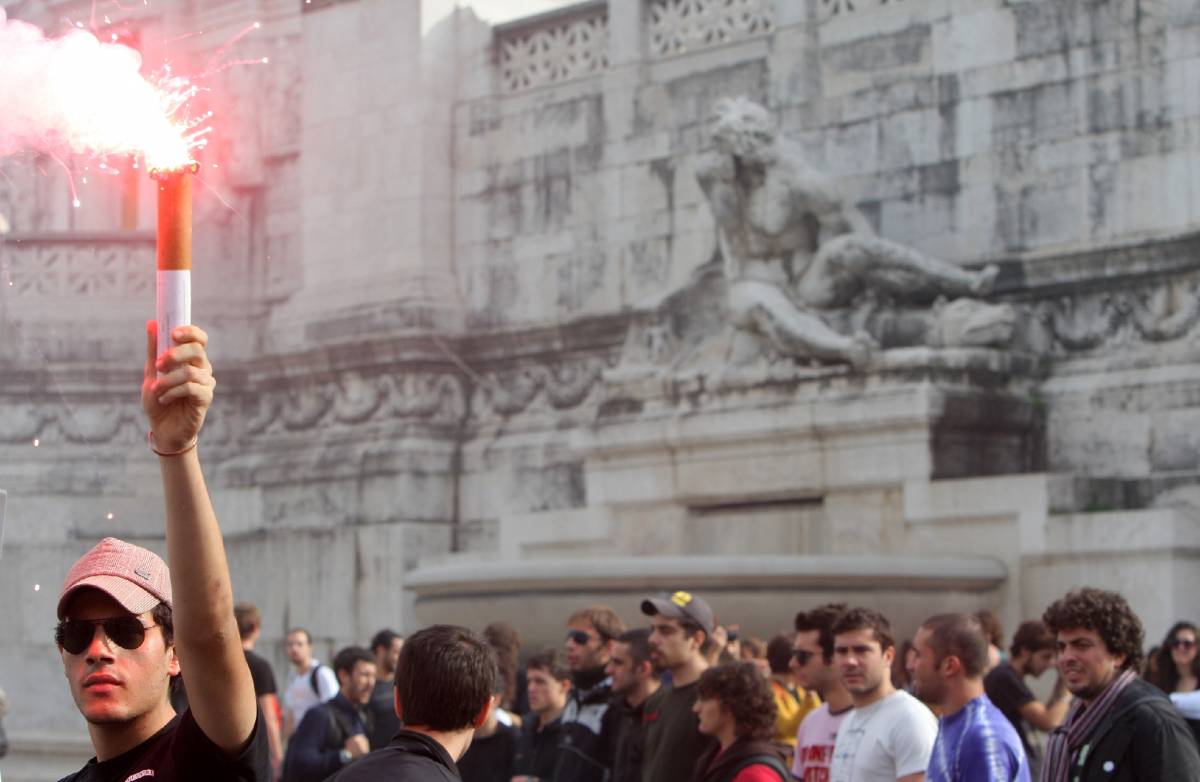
[1173,638,1197,651]
[56,617,158,655]
[792,649,816,665]
[566,630,597,645]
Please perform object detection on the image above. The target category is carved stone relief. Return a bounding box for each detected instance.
[1037,273,1200,355]
[474,357,608,417]
[242,370,467,437]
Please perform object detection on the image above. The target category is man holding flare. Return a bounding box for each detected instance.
[55,323,269,782]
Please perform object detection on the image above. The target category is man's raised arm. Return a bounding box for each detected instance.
[142,321,257,753]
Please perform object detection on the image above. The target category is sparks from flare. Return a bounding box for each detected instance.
[0,6,268,204]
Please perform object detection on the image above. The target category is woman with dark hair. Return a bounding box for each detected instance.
[1149,622,1200,695]
[691,662,788,782]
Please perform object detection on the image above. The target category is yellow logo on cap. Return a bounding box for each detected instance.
[671,591,693,607]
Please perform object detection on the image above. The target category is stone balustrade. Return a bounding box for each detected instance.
[495,1,610,93]
[0,233,153,300]
[646,0,775,58]
[492,0,784,93]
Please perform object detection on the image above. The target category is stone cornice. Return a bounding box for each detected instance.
[407,554,1009,597]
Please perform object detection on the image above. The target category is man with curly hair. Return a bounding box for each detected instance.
[1040,587,1200,782]
[692,662,789,782]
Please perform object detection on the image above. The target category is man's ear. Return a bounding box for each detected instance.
[393,686,404,721]
[472,695,496,729]
[167,644,181,677]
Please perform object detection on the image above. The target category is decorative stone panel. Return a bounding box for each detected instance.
[648,0,774,58]
[496,4,609,93]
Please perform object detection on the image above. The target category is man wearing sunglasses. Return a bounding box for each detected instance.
[791,604,853,782]
[557,605,626,782]
[55,323,267,782]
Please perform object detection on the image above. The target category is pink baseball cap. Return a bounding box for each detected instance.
[57,537,173,619]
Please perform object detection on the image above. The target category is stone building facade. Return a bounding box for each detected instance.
[1,0,1200,775]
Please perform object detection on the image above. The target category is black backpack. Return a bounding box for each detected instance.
[309,664,332,698]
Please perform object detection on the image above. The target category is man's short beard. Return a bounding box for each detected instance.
[85,712,138,726]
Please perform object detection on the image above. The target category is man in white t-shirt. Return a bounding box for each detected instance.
[282,627,339,740]
[828,607,937,782]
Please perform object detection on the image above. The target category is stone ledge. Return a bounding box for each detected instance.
[406,554,1008,597]
[0,730,92,782]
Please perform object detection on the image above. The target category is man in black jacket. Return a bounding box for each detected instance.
[1040,587,1200,782]
[513,649,572,780]
[558,605,625,782]
[281,646,376,782]
[327,625,497,782]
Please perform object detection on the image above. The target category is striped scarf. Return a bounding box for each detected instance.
[1040,668,1137,782]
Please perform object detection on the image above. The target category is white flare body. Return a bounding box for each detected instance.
[156,270,191,365]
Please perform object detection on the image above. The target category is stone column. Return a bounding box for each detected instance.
[272,0,465,350]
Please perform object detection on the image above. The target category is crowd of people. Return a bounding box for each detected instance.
[37,325,1200,782]
[162,588,1200,782]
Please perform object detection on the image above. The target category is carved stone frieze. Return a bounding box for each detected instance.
[1037,273,1200,354]
[647,0,774,58]
[244,370,467,436]
[0,402,143,445]
[475,357,607,417]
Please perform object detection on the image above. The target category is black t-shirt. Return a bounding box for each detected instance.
[244,649,278,698]
[641,680,716,782]
[58,707,270,782]
[983,662,1036,753]
[456,723,517,782]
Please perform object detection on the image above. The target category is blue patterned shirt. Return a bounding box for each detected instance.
[927,694,1031,782]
